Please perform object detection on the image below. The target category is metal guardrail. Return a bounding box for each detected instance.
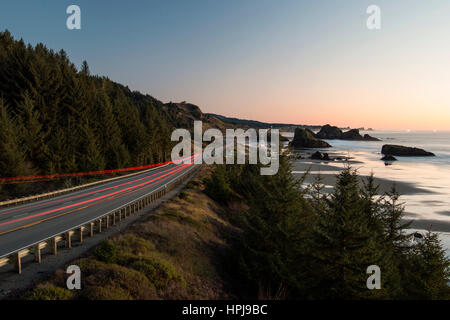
[0,164,171,209]
[0,164,200,274]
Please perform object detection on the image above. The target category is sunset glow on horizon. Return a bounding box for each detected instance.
[1,0,450,130]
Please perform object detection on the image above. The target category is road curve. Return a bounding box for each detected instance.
[0,162,196,258]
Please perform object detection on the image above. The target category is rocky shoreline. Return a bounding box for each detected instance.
[316,124,380,141]
[289,124,381,149]
[288,125,436,163]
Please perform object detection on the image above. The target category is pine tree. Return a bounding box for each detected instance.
[231,156,315,298]
[16,91,49,171]
[381,186,412,247]
[94,90,123,168]
[0,99,29,192]
[79,120,105,171]
[310,168,386,299]
[402,231,450,299]
[80,60,90,76]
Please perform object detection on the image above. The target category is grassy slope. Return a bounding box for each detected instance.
[24,166,242,300]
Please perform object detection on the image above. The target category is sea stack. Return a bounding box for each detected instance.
[316,124,380,141]
[290,128,331,148]
[381,145,435,157]
[316,124,343,139]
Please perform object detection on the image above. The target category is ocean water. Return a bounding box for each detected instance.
[284,130,450,225]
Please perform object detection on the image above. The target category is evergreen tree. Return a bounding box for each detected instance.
[16,91,49,171]
[94,90,124,168]
[402,231,450,299]
[80,60,90,76]
[79,120,105,171]
[0,99,29,192]
[309,168,386,299]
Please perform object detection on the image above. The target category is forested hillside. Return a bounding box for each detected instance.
[0,30,223,197]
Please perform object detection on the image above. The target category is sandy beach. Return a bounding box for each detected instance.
[291,161,434,195]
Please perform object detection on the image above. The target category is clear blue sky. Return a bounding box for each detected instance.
[1,0,450,130]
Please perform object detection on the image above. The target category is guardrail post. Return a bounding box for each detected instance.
[34,242,47,263]
[66,231,74,248]
[34,245,41,264]
[106,215,110,229]
[15,252,22,274]
[97,219,102,233]
[52,237,58,255]
[79,226,85,243]
[14,249,29,274]
[112,212,116,225]
[90,222,94,237]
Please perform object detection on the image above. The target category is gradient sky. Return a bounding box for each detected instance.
[1,0,450,130]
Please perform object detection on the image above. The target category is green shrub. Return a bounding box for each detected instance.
[76,258,157,300]
[204,166,240,204]
[93,240,117,263]
[127,255,186,289]
[83,285,133,300]
[114,234,155,256]
[25,284,73,300]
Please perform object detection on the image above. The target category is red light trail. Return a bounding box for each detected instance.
[0,164,190,228]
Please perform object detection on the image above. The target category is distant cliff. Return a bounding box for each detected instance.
[206,113,322,131]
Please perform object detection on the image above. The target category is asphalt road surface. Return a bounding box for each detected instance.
[0,162,195,257]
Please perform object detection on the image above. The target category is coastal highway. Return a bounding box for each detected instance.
[0,162,196,258]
